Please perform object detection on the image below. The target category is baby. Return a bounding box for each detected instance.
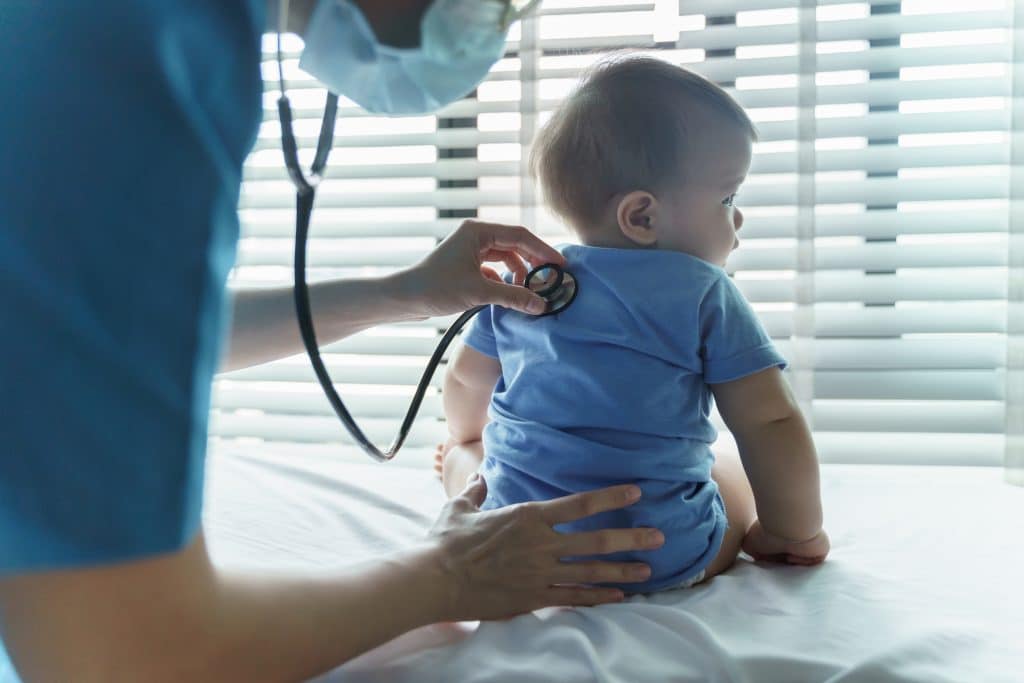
[436,56,829,593]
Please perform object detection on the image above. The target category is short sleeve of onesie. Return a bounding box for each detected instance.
[699,273,788,384]
[0,1,264,575]
[461,304,500,359]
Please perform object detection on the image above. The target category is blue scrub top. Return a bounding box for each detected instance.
[0,1,265,676]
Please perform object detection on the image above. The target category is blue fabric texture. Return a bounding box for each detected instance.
[0,2,264,672]
[462,244,787,593]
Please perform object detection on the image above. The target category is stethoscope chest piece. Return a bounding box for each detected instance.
[525,263,578,317]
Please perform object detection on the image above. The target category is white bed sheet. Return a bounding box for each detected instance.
[204,448,1024,682]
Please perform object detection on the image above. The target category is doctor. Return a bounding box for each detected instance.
[0,1,663,681]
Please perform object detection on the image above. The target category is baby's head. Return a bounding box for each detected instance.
[530,56,757,267]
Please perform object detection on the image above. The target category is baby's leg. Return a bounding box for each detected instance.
[701,448,757,581]
[441,440,485,499]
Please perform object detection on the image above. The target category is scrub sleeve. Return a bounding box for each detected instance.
[0,2,264,675]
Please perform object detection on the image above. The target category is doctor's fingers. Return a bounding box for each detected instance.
[546,560,652,586]
[556,527,665,559]
[481,249,528,285]
[535,484,643,526]
[481,279,547,315]
[463,220,566,269]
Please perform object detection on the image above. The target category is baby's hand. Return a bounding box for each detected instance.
[741,519,830,566]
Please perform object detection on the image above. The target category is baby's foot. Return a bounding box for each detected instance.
[436,438,484,499]
[434,437,460,483]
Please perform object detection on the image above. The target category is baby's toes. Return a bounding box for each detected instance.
[433,450,444,478]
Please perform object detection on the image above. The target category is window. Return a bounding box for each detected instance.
[212,0,1016,471]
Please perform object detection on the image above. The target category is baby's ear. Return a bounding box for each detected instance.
[616,191,659,247]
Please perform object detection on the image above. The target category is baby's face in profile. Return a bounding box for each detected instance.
[656,124,752,267]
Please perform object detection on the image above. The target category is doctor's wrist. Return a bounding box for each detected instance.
[388,268,434,322]
[391,266,448,321]
[391,541,462,624]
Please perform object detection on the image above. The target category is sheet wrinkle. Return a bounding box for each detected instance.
[824,627,1000,683]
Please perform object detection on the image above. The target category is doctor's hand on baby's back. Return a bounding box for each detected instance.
[427,474,664,621]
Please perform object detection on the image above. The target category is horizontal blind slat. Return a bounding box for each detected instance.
[811,400,1004,434]
[737,272,1006,303]
[678,0,996,14]
[773,338,1004,370]
[730,243,1007,272]
[758,303,1006,337]
[210,438,437,468]
[209,412,446,447]
[220,356,447,386]
[674,10,1008,52]
[213,381,444,418]
[811,370,1002,400]
[811,432,1003,466]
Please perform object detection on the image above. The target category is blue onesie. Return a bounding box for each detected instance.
[462,244,787,593]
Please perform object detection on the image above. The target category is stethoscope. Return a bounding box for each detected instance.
[274,3,577,462]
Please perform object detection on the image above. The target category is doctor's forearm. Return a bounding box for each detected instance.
[0,532,452,682]
[211,544,451,680]
[220,273,428,372]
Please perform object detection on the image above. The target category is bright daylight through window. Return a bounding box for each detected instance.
[212,0,1020,477]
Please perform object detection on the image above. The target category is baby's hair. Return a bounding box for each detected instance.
[530,54,758,232]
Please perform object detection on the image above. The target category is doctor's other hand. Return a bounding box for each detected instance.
[402,219,566,318]
[741,519,830,566]
[426,474,663,622]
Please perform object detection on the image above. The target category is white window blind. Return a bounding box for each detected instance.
[212,0,1017,471]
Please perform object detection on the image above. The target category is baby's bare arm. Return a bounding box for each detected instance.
[443,343,502,443]
[710,368,823,542]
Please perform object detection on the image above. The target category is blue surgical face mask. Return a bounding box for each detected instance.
[298,0,532,115]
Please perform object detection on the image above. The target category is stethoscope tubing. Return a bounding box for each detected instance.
[276,32,576,462]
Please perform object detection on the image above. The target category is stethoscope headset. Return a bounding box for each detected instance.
[273,1,578,462]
